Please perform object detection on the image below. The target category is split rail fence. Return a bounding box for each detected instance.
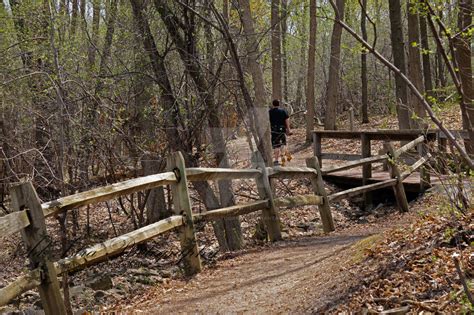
[0,135,433,313]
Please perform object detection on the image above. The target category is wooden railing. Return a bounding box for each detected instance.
[0,152,332,313]
[0,137,434,312]
[317,133,433,210]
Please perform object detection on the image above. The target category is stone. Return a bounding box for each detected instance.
[85,275,114,291]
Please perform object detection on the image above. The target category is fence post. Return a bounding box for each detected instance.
[166,152,202,276]
[313,132,323,167]
[384,143,409,213]
[306,157,335,232]
[10,182,66,315]
[418,141,431,192]
[361,133,373,210]
[251,152,282,242]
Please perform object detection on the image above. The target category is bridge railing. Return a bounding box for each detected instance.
[316,132,433,210]
[0,152,332,313]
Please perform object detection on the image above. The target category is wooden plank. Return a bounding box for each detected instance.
[400,153,432,180]
[186,168,262,181]
[267,166,318,179]
[55,216,183,274]
[306,157,335,232]
[252,152,282,242]
[393,135,425,158]
[0,210,30,238]
[312,131,361,139]
[384,143,409,213]
[193,200,269,221]
[274,194,323,208]
[438,130,469,139]
[328,179,397,202]
[166,152,201,276]
[321,154,388,175]
[10,182,66,315]
[41,172,177,218]
[0,269,41,307]
[321,153,362,161]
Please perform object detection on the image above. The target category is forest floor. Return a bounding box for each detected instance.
[0,106,471,314]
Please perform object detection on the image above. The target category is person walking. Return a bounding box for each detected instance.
[269,99,291,166]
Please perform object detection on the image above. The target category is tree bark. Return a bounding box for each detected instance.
[271,0,282,101]
[305,0,317,140]
[325,0,345,130]
[361,0,369,123]
[281,0,289,103]
[238,0,273,165]
[88,0,100,70]
[454,0,473,154]
[419,15,434,98]
[407,0,426,128]
[388,0,411,129]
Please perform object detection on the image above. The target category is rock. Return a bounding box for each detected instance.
[32,299,43,310]
[93,290,107,300]
[69,285,88,298]
[129,267,161,277]
[85,275,114,291]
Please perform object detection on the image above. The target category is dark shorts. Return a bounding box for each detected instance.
[271,126,286,148]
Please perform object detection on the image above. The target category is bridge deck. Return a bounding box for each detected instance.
[322,169,439,193]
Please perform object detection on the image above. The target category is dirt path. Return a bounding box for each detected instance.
[112,130,417,313]
[116,214,413,314]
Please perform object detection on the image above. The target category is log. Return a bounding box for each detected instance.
[41,172,177,217]
[267,166,318,179]
[306,157,335,232]
[166,152,201,276]
[193,200,269,221]
[186,168,262,181]
[321,154,388,175]
[393,135,425,158]
[55,215,183,274]
[328,179,397,202]
[0,210,30,238]
[0,269,41,307]
[274,194,323,208]
[400,153,432,180]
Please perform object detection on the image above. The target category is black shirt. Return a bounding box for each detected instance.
[269,107,289,128]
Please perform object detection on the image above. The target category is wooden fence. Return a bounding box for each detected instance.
[0,136,432,313]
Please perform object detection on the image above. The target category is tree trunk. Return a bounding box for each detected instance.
[419,15,434,98]
[281,0,289,103]
[305,0,317,140]
[361,0,369,123]
[388,0,411,129]
[325,0,345,130]
[454,0,473,154]
[88,0,100,69]
[154,0,243,250]
[238,0,273,165]
[407,0,426,128]
[271,0,282,101]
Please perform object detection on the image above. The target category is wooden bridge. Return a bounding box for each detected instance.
[313,129,467,208]
[0,131,448,314]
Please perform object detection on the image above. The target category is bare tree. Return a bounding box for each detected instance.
[271,0,282,101]
[305,0,317,141]
[325,0,345,130]
[388,0,411,129]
